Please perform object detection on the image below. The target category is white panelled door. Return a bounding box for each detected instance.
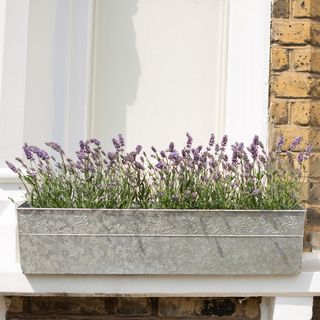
[91,0,229,151]
[0,0,270,174]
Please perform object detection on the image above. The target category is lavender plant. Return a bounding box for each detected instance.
[6,133,311,209]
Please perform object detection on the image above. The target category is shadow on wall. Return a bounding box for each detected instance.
[92,0,141,149]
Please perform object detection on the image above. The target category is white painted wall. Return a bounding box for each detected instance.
[91,0,229,151]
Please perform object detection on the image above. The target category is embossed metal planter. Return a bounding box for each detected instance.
[17,208,305,275]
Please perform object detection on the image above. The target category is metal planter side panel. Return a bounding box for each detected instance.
[17,209,305,275]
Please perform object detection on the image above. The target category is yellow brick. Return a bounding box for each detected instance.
[273,0,290,18]
[308,179,320,204]
[244,298,260,318]
[292,48,312,72]
[293,0,320,18]
[271,47,289,71]
[306,207,320,232]
[309,154,320,177]
[292,48,320,72]
[291,100,320,125]
[271,72,320,98]
[310,49,320,72]
[311,23,320,45]
[272,20,311,45]
[269,100,288,124]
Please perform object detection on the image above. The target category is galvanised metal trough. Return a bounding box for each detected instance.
[17,207,305,275]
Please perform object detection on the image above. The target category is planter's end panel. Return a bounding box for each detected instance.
[17,209,305,275]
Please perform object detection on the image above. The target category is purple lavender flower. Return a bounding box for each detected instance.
[23,143,34,160]
[87,164,96,173]
[89,138,101,146]
[76,150,87,163]
[160,150,166,158]
[258,155,266,164]
[30,146,49,161]
[76,161,82,169]
[79,140,85,150]
[112,138,121,150]
[118,134,125,147]
[196,145,203,153]
[135,161,145,170]
[191,149,200,162]
[209,134,215,147]
[231,151,238,165]
[276,135,285,149]
[107,152,116,161]
[248,143,258,161]
[304,144,313,157]
[151,146,157,153]
[297,152,304,164]
[45,142,63,153]
[221,135,228,148]
[168,151,180,162]
[5,161,17,173]
[156,162,165,170]
[253,135,260,146]
[169,142,175,152]
[209,159,218,168]
[289,136,303,150]
[84,142,91,154]
[186,132,193,148]
[135,145,142,153]
[191,192,197,199]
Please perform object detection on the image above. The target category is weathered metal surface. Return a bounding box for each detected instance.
[17,208,305,275]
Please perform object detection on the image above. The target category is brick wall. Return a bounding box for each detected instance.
[270,0,320,251]
[4,297,261,320]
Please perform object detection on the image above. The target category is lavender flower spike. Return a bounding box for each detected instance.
[118,134,125,147]
[276,134,285,149]
[186,133,193,148]
[289,136,303,150]
[45,142,63,153]
[112,138,121,150]
[253,135,259,146]
[304,144,313,157]
[5,161,18,173]
[221,135,228,148]
[297,152,304,164]
[209,133,215,147]
[23,143,34,160]
[89,138,101,146]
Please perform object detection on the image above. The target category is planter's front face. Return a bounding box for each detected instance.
[17,208,305,275]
